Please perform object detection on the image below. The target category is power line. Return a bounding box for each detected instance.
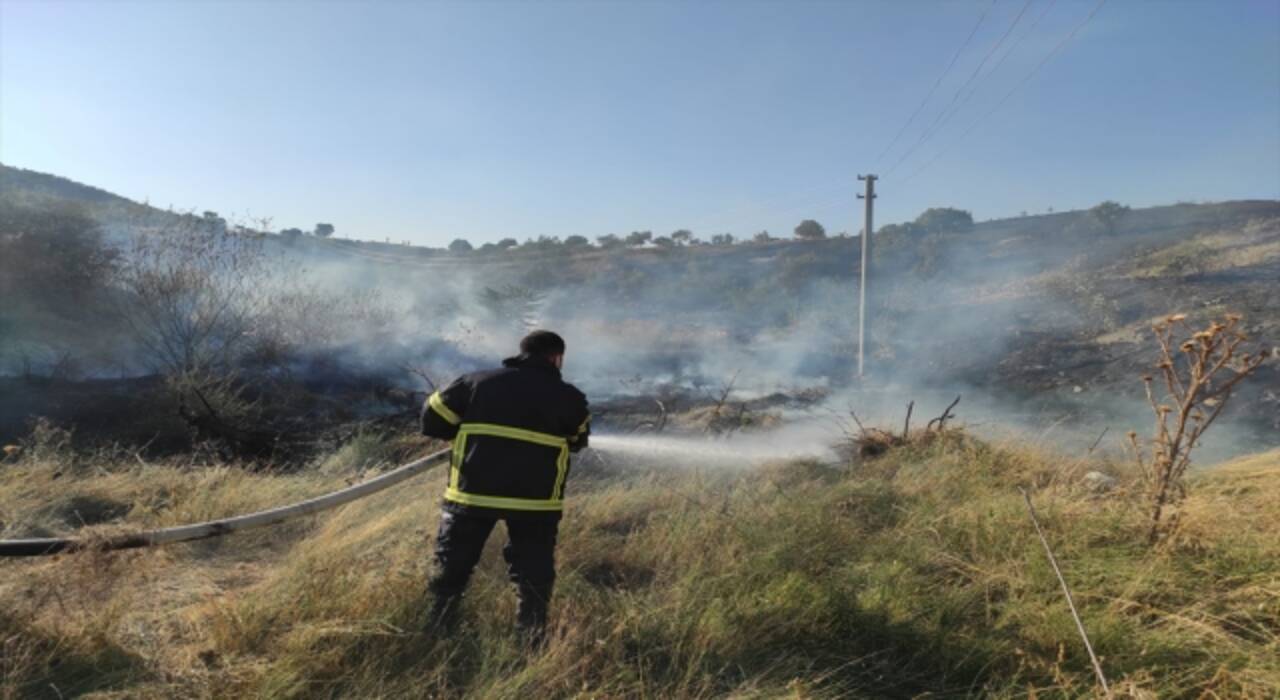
[901,0,1109,184]
[970,0,1060,103]
[906,0,1059,165]
[874,0,998,165]
[884,0,1037,177]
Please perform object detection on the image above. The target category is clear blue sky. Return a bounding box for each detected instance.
[2,0,1277,246]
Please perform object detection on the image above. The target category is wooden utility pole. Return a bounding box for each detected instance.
[856,174,877,378]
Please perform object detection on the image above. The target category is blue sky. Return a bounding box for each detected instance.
[2,0,1277,246]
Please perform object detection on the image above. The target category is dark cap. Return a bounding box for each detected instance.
[519,330,566,357]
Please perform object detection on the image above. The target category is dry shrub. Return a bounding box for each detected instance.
[1129,313,1270,544]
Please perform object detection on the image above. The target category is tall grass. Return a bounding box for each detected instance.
[1,432,1277,698]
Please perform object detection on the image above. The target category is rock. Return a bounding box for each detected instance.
[1082,471,1117,494]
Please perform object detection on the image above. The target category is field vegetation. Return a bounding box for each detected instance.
[2,425,1278,698]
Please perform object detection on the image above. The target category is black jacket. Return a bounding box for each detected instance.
[421,355,590,518]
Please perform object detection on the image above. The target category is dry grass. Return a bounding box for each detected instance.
[1,429,1278,698]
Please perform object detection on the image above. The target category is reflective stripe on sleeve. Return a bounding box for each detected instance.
[569,414,590,443]
[428,392,462,426]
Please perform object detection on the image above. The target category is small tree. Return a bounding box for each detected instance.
[564,234,591,248]
[914,207,973,235]
[1090,200,1130,236]
[625,230,652,247]
[596,234,624,249]
[753,230,773,243]
[496,237,519,250]
[652,236,675,248]
[202,211,228,234]
[794,219,826,240]
[449,238,473,253]
[279,227,304,242]
[711,233,735,246]
[314,223,335,238]
[876,222,925,240]
[671,229,694,246]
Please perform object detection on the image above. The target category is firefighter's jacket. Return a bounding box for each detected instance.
[421,355,590,518]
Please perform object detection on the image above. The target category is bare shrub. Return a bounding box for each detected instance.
[1129,313,1270,544]
[115,216,270,376]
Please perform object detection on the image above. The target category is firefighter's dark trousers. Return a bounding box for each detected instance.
[427,509,560,637]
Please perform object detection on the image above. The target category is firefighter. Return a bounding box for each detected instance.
[420,330,590,645]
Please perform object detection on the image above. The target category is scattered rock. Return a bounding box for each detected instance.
[1082,471,1117,494]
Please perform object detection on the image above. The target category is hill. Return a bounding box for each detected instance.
[1,165,1277,456]
[0,164,136,210]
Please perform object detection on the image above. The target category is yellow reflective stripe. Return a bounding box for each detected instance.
[449,430,466,490]
[569,414,591,443]
[445,488,564,511]
[446,422,572,509]
[428,392,461,426]
[458,423,567,448]
[552,444,569,500]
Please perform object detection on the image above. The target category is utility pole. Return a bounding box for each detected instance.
[856,174,877,379]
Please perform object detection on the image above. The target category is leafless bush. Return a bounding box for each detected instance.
[115,216,271,376]
[1129,313,1270,544]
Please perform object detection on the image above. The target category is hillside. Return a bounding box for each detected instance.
[0,164,138,212]
[2,165,1277,455]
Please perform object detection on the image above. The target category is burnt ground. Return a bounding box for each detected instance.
[901,227,1280,445]
[0,370,427,464]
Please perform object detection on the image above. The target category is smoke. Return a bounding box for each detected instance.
[208,212,1280,463]
[4,201,1275,463]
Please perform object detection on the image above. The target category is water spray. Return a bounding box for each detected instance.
[589,424,838,468]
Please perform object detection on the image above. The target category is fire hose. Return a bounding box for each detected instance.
[0,448,452,557]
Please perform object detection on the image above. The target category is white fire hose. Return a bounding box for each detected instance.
[0,448,452,557]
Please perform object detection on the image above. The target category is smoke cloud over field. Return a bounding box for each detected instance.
[3,200,1277,460]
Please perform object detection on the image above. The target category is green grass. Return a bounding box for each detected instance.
[1,432,1277,698]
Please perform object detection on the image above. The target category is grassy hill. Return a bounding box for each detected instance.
[0,165,135,209]
[1,429,1277,698]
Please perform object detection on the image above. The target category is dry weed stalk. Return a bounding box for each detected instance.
[849,396,961,459]
[1130,313,1269,544]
